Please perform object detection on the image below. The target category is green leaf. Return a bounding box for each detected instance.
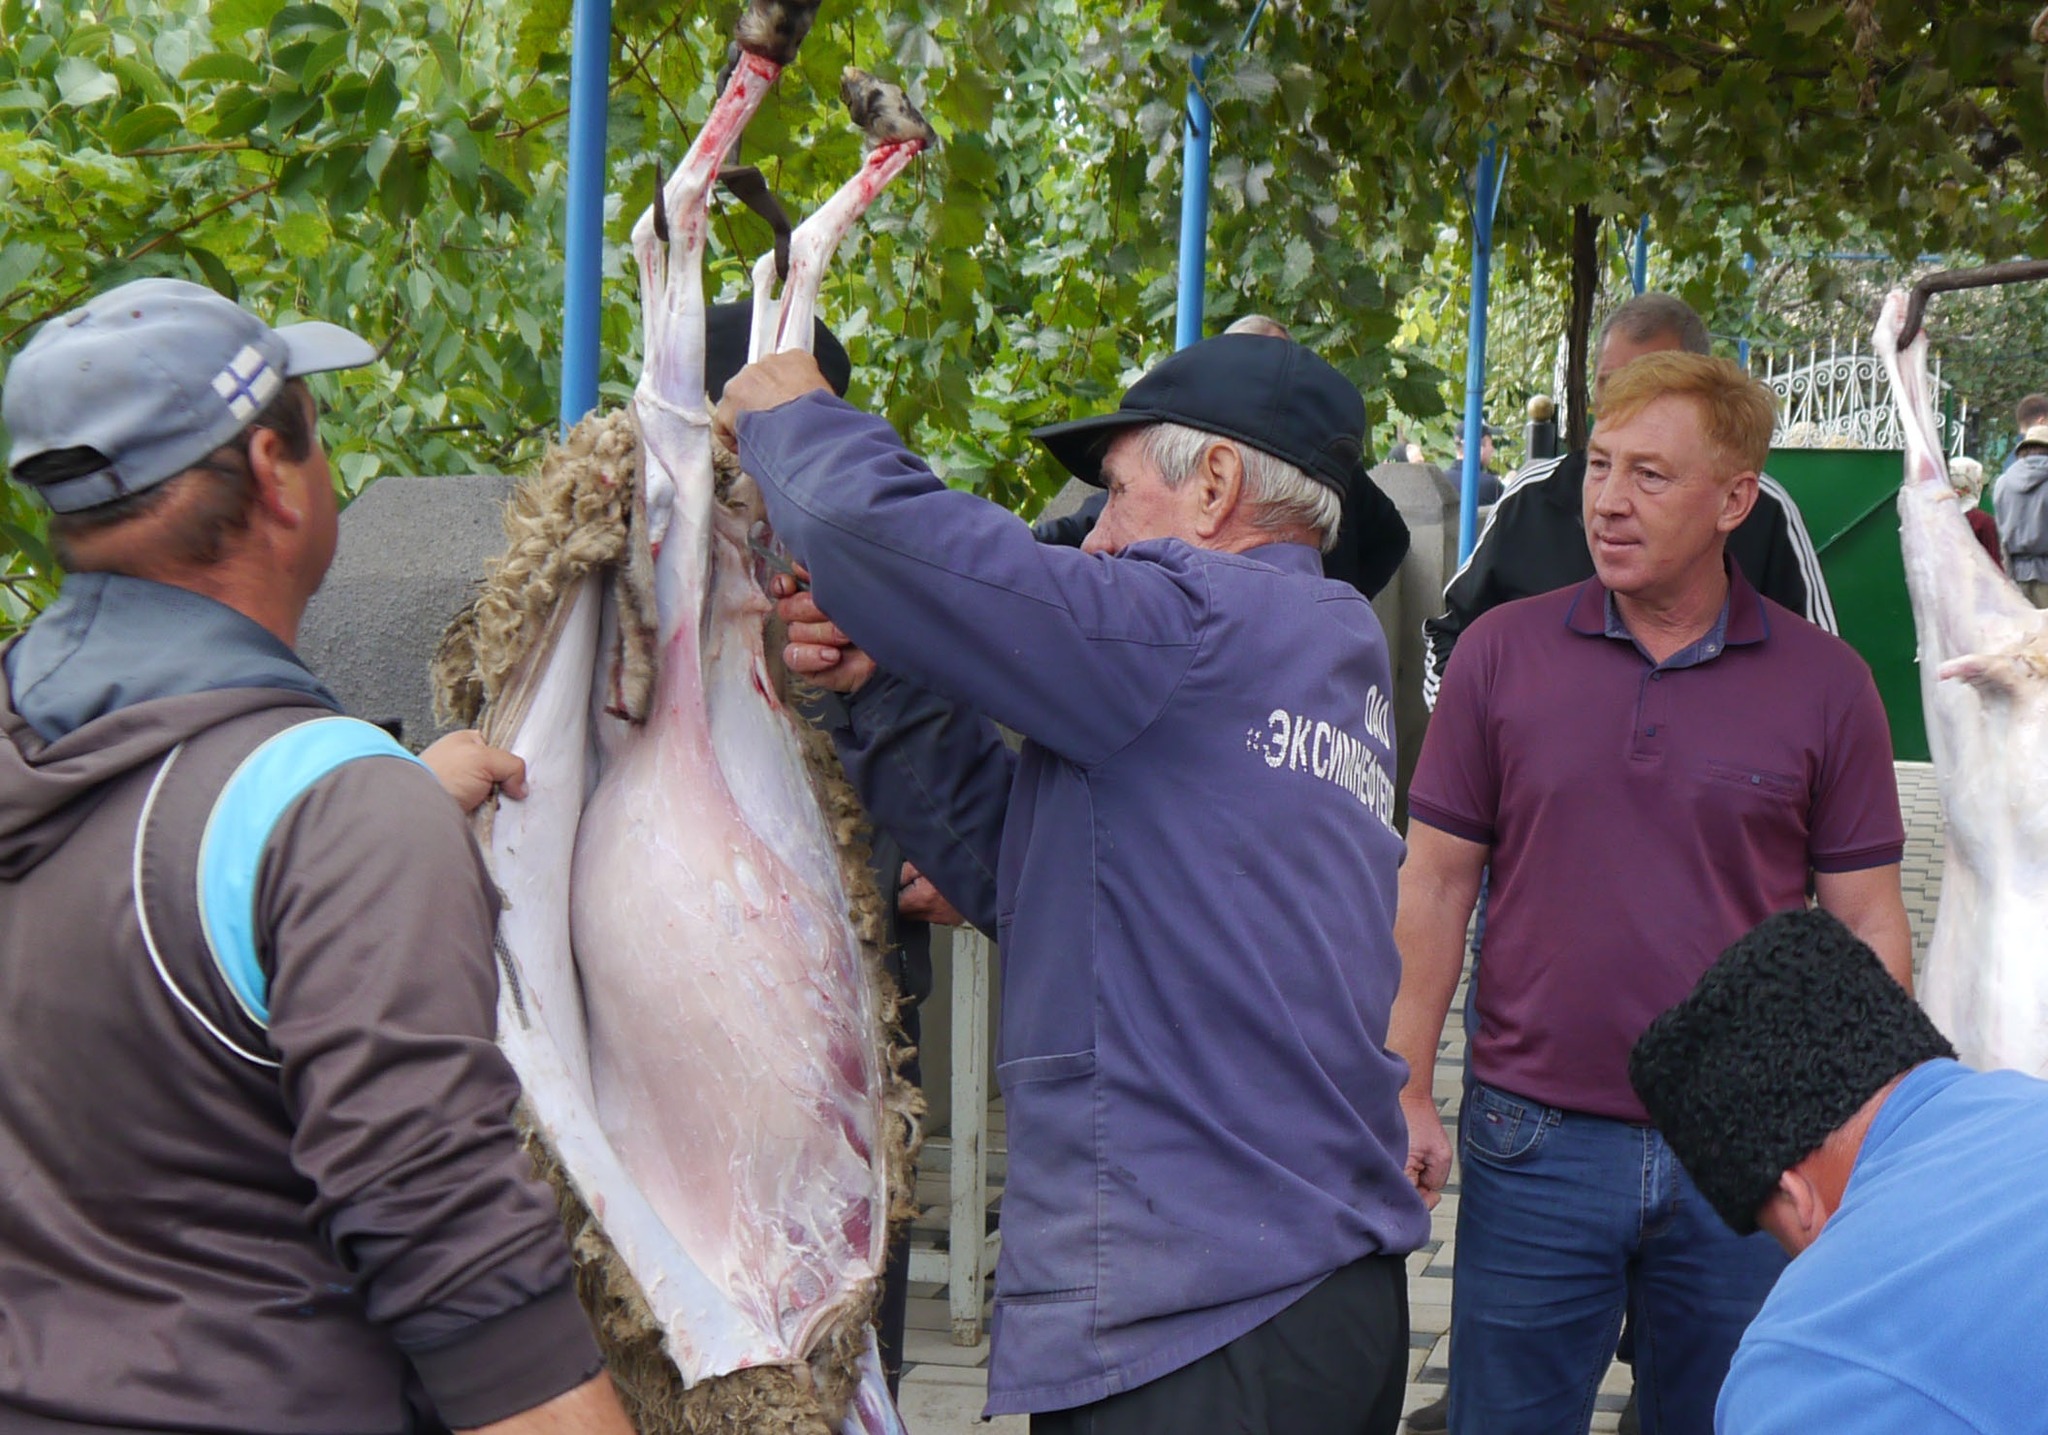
[362,62,401,133]
[426,30,464,87]
[377,143,424,223]
[429,123,481,190]
[264,88,321,138]
[364,131,397,181]
[180,52,266,87]
[0,88,50,115]
[107,102,186,151]
[54,58,119,110]
[205,85,270,139]
[186,246,240,300]
[0,241,46,298]
[269,3,348,40]
[298,29,352,91]
[0,521,57,579]
[210,0,286,41]
[275,207,330,258]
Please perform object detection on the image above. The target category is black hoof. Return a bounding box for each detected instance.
[839,67,937,147]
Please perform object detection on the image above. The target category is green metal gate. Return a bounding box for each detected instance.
[1766,447,1931,762]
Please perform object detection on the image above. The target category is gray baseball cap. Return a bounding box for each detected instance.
[3,277,377,514]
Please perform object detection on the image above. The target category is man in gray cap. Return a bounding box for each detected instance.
[0,279,632,1434]
[1630,909,2048,1435]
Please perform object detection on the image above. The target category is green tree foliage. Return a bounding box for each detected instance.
[0,0,575,627]
[2,0,2044,633]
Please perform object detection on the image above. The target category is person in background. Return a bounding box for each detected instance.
[1390,352,1909,1435]
[1946,456,2001,571]
[1630,908,2048,1435]
[1450,424,1504,507]
[1992,423,2048,606]
[1422,292,1834,711]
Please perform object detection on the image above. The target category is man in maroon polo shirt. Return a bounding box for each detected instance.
[1387,351,1910,1435]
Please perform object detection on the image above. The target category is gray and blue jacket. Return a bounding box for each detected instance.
[0,574,598,1433]
[742,393,1430,1416]
[1993,451,2048,583]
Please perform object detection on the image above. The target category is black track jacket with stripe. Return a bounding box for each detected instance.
[1421,450,1836,709]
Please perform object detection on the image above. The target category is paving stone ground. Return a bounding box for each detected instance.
[897,763,1946,1433]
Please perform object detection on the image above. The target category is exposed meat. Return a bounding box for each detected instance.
[449,23,930,1433]
[1875,291,2048,1074]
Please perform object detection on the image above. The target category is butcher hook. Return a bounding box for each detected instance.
[1898,258,2048,348]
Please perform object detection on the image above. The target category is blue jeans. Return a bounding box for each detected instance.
[1448,1081,1787,1435]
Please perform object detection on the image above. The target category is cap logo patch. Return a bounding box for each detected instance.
[211,344,282,421]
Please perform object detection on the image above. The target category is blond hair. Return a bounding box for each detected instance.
[1598,351,1775,475]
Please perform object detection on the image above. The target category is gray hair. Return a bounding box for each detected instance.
[1597,293,1710,357]
[1223,314,1293,340]
[1948,455,1986,502]
[1139,421,1342,553]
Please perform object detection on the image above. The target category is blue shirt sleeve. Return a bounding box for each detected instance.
[739,392,1202,768]
[1717,1340,1981,1435]
[808,674,1011,936]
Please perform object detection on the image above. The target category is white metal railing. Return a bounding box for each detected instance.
[1758,339,1969,456]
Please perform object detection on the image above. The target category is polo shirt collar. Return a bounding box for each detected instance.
[1563,556,1772,668]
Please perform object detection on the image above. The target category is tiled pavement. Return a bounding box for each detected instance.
[897,763,1948,1433]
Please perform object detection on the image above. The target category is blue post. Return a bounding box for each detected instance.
[560,0,612,434]
[1630,215,1649,295]
[1737,252,1756,368]
[1457,138,1503,562]
[1174,54,1213,352]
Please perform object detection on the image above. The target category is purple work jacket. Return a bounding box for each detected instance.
[741,393,1429,1416]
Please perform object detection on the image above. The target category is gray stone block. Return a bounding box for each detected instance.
[298,474,518,748]
[1369,462,1457,825]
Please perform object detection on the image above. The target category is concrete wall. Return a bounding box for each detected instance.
[1369,462,1459,823]
[298,474,517,748]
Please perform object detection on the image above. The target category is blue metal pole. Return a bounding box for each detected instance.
[1171,1,1271,350]
[560,0,612,434]
[1174,54,1213,352]
[1737,252,1756,368]
[1630,215,1649,295]
[1457,138,1502,562]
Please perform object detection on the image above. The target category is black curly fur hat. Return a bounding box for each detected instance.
[1628,908,1955,1236]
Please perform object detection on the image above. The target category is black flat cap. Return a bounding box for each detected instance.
[705,301,852,401]
[1032,334,1365,494]
[1628,909,1954,1236]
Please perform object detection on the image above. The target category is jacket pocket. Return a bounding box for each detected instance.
[993,1049,1099,1299]
[1461,1082,1558,1167]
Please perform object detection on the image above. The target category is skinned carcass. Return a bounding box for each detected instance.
[1875,290,2048,1075]
[433,9,934,1431]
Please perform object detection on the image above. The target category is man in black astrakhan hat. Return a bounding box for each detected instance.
[711,334,1430,1433]
[1630,909,2048,1435]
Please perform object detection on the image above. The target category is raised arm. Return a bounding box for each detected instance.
[808,674,1012,936]
[733,383,1202,768]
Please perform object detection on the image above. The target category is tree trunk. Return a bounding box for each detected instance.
[1564,204,1599,449]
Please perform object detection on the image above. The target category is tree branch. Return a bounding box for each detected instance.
[0,179,277,347]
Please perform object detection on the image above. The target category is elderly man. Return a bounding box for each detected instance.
[1422,293,1833,708]
[1389,352,1911,1435]
[1631,908,2048,1434]
[1993,421,2048,606]
[0,279,631,1435]
[1032,315,1413,601]
[716,333,1429,1434]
